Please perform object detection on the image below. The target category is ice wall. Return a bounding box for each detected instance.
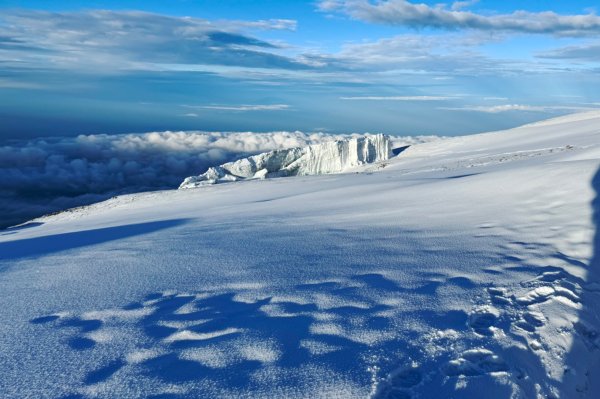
[179,134,392,188]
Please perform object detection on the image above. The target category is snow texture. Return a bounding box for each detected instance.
[179,134,393,187]
[1,111,600,398]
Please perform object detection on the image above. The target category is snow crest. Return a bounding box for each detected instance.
[179,134,392,188]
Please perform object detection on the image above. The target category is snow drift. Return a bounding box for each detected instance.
[179,134,393,188]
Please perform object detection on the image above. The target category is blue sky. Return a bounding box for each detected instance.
[2,0,600,140]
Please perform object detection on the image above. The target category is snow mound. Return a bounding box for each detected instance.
[179,134,392,188]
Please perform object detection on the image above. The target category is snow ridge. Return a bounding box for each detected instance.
[179,134,392,188]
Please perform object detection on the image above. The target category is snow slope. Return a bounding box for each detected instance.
[1,111,600,399]
[179,134,392,187]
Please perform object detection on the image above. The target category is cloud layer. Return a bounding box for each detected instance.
[341,96,453,101]
[0,131,440,229]
[439,104,597,113]
[0,10,307,72]
[319,0,600,36]
[538,42,600,61]
[186,104,291,111]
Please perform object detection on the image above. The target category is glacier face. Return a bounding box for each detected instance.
[179,134,393,188]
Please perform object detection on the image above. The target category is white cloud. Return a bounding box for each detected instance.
[329,32,506,75]
[440,104,598,113]
[0,79,47,89]
[537,42,600,61]
[236,19,298,31]
[483,97,509,101]
[319,0,600,36]
[188,104,291,111]
[0,10,307,72]
[340,96,453,101]
[451,1,479,12]
[0,7,588,91]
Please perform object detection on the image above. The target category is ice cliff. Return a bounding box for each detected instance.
[179,134,392,188]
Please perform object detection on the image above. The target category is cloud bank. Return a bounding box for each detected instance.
[319,0,600,36]
[0,131,440,229]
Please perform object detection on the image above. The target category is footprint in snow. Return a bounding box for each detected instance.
[468,306,500,336]
[444,349,508,377]
[373,365,423,399]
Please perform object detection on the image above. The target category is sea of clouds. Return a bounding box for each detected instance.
[0,131,441,229]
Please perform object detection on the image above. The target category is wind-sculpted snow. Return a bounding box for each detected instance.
[179,134,393,188]
[0,131,439,229]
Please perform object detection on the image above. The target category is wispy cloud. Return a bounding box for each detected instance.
[0,6,590,93]
[185,104,291,111]
[0,10,308,72]
[0,78,47,89]
[329,33,509,75]
[440,104,597,113]
[319,0,600,36]
[341,96,453,101]
[237,19,298,31]
[451,0,479,12]
[537,42,600,61]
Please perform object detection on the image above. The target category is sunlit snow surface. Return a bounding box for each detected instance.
[1,111,600,398]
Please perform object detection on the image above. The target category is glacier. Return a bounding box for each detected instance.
[179,134,392,188]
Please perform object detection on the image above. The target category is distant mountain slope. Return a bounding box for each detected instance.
[1,112,599,398]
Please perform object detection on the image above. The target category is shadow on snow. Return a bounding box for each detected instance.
[562,166,600,394]
[0,219,188,261]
